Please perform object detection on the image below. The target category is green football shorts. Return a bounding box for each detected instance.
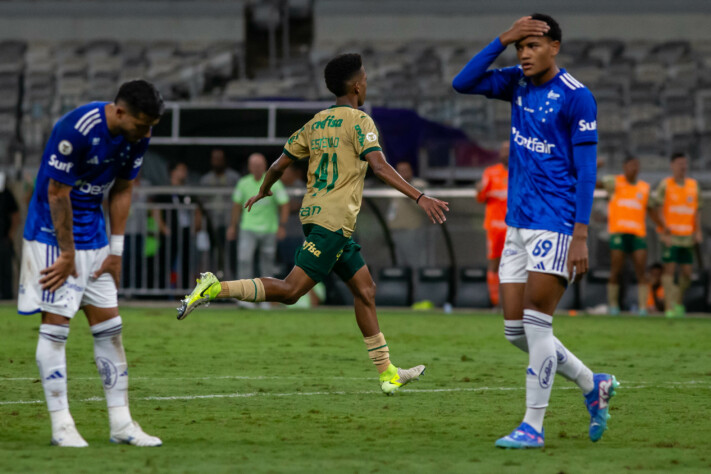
[609,233,647,253]
[295,224,365,283]
[661,244,694,265]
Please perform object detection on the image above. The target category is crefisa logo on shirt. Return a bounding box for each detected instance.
[75,178,115,195]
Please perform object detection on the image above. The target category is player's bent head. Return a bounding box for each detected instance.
[324,53,366,103]
[114,80,165,142]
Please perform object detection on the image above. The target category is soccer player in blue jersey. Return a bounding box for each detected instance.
[18,80,165,447]
[453,14,619,449]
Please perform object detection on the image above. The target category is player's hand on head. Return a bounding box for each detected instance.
[419,195,449,224]
[91,254,122,287]
[39,251,78,292]
[500,16,550,45]
[567,237,589,283]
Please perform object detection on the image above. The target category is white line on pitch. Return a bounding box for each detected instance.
[1,382,710,406]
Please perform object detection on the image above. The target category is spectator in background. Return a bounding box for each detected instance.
[653,152,703,318]
[0,173,20,299]
[475,142,509,307]
[228,153,289,305]
[647,263,665,313]
[156,162,201,290]
[199,148,241,279]
[386,161,428,269]
[122,173,151,291]
[277,163,306,271]
[599,155,664,316]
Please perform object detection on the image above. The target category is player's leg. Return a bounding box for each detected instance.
[661,244,678,316]
[37,311,89,447]
[18,240,87,447]
[337,246,424,395]
[607,247,625,315]
[81,247,162,447]
[631,246,649,315]
[676,260,693,317]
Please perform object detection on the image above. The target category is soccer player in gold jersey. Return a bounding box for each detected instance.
[178,53,449,395]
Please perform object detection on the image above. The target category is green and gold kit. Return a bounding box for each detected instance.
[283,104,382,238]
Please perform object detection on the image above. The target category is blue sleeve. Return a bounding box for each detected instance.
[118,138,150,180]
[566,89,598,145]
[451,37,520,101]
[573,143,597,224]
[44,118,90,186]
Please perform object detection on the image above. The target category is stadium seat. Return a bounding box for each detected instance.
[580,268,610,311]
[414,267,451,307]
[375,267,412,307]
[454,267,490,308]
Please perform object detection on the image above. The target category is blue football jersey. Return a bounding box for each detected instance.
[24,102,149,249]
[453,38,599,235]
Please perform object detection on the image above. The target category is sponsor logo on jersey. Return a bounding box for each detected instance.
[311,115,343,130]
[302,241,322,257]
[366,132,377,143]
[547,90,560,100]
[300,205,322,217]
[578,119,597,132]
[511,127,556,154]
[75,179,115,196]
[617,198,643,210]
[48,154,74,173]
[87,156,99,165]
[58,140,73,156]
[133,156,144,168]
[355,124,366,146]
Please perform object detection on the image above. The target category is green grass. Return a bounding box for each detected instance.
[1,303,710,473]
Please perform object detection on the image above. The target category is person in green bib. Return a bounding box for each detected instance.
[227,153,289,290]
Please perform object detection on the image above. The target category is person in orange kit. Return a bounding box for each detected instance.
[476,141,509,307]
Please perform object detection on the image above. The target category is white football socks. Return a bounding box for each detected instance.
[36,324,70,414]
[504,319,594,394]
[522,310,557,433]
[91,316,132,431]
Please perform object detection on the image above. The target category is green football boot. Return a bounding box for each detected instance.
[177,272,221,320]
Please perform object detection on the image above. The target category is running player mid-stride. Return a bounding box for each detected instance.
[453,14,619,448]
[179,53,449,395]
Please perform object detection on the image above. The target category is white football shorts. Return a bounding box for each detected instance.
[18,239,118,318]
[499,227,573,284]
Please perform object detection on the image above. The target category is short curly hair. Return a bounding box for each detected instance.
[324,53,363,97]
[531,13,562,43]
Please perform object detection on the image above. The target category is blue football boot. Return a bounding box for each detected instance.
[495,422,545,449]
[584,373,620,442]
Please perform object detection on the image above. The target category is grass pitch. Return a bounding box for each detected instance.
[1,303,710,473]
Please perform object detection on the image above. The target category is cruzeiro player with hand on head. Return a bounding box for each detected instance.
[453,14,618,448]
[179,53,449,395]
[18,80,164,447]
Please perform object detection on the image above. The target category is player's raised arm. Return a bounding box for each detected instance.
[452,16,548,96]
[365,150,448,224]
[40,179,78,291]
[244,153,292,212]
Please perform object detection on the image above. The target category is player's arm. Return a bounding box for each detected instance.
[365,150,448,224]
[650,181,671,245]
[40,179,78,291]
[475,170,489,203]
[694,187,703,243]
[452,16,549,96]
[90,178,134,285]
[567,143,597,282]
[245,154,292,212]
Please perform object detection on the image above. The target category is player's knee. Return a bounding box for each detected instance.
[281,286,305,305]
[353,280,376,305]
